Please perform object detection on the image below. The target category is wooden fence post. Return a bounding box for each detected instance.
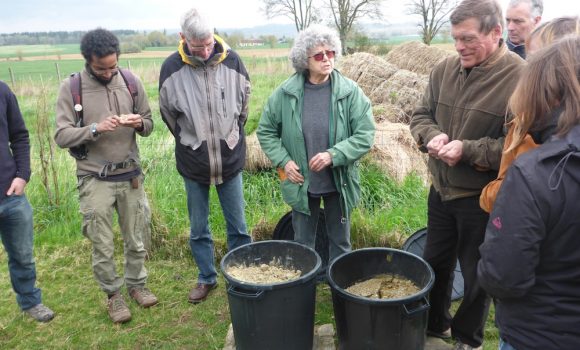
[8,67,15,87]
[55,62,61,82]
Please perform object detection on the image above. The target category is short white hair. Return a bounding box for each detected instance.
[508,0,543,19]
[180,8,213,41]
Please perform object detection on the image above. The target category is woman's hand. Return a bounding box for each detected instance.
[284,160,305,185]
[309,151,332,172]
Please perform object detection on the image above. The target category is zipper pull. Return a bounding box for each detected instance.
[221,87,227,117]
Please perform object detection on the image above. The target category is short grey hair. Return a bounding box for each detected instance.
[451,0,504,34]
[289,25,342,73]
[180,8,213,41]
[508,0,543,19]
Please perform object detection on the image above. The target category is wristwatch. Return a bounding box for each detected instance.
[90,123,99,137]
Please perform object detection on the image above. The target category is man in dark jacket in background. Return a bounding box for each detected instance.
[0,80,54,322]
[505,0,543,58]
[410,0,524,348]
[159,8,251,303]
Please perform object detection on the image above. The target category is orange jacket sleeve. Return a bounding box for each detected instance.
[480,127,539,213]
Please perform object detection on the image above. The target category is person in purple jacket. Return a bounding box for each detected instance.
[0,80,54,322]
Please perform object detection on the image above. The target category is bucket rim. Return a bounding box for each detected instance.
[220,240,322,291]
[327,247,435,305]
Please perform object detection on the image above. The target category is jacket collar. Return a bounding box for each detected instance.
[535,124,580,165]
[545,125,580,190]
[178,34,230,67]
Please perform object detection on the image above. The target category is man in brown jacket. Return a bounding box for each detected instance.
[55,29,157,323]
[409,0,525,349]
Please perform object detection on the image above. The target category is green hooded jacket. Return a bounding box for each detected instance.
[257,69,375,217]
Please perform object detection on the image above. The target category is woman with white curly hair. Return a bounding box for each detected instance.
[257,25,375,276]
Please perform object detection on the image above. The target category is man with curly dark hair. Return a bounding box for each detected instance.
[55,28,157,323]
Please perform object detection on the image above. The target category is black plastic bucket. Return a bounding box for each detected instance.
[220,240,322,350]
[402,227,464,301]
[272,210,329,276]
[328,248,435,350]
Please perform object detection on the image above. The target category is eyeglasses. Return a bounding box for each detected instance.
[91,65,119,76]
[309,50,336,61]
[188,40,216,53]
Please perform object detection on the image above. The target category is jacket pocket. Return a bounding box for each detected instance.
[280,179,302,209]
[225,121,240,150]
[346,164,361,206]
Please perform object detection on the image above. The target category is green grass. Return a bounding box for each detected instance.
[0,57,500,349]
[0,44,80,59]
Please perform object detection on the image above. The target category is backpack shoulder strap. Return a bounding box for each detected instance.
[69,72,83,126]
[118,68,139,113]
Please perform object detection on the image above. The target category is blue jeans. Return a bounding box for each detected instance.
[499,339,517,350]
[184,173,251,284]
[0,194,42,310]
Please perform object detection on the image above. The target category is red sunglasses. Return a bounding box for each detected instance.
[309,50,336,61]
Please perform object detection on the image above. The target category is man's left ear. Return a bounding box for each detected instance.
[534,16,542,25]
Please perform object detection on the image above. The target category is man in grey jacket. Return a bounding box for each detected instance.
[159,8,251,303]
[55,28,157,323]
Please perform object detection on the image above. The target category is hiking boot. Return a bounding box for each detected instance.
[107,293,131,323]
[188,282,217,304]
[454,341,482,350]
[427,327,452,339]
[24,304,55,323]
[129,287,158,308]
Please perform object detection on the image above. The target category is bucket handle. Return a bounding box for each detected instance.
[402,296,430,317]
[227,285,265,300]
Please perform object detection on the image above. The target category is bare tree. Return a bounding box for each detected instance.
[407,0,456,45]
[262,0,319,32]
[327,0,384,55]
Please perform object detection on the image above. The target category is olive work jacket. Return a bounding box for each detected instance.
[410,42,524,201]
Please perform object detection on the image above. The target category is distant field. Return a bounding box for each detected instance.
[0,44,79,59]
[0,58,170,83]
[0,40,455,83]
[0,46,291,83]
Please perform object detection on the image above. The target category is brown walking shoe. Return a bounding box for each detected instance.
[107,293,131,323]
[188,282,217,304]
[129,287,158,308]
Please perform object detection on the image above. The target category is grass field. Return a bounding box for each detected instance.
[0,44,80,59]
[0,44,502,349]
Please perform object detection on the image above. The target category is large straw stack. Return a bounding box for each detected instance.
[245,133,272,172]
[385,41,453,75]
[369,70,428,117]
[369,121,429,184]
[339,52,428,122]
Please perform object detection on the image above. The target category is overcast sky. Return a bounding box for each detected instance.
[0,0,578,34]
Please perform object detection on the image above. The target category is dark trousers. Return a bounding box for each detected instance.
[424,186,491,347]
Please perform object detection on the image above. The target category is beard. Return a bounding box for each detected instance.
[87,64,117,85]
